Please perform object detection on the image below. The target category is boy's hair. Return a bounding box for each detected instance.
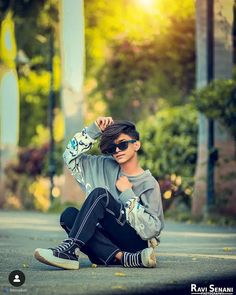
[99,120,140,154]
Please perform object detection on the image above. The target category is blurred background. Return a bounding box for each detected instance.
[0,0,235,224]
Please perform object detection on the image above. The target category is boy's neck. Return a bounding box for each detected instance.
[120,156,144,176]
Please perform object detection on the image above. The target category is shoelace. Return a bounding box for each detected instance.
[54,239,73,252]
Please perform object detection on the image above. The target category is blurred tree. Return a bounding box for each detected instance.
[137,104,198,181]
[18,55,61,147]
[192,78,236,143]
[0,1,10,20]
[1,0,61,148]
[84,0,195,121]
[0,0,62,176]
[8,0,59,68]
[18,70,50,146]
[96,19,195,121]
[84,0,125,77]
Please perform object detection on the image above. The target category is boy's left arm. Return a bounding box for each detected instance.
[119,182,164,241]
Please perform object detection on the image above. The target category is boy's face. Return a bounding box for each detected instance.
[112,133,140,164]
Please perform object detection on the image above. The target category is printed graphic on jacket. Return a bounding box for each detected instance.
[63,128,95,192]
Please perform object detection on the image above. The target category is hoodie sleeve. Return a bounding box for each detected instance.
[63,122,102,190]
[125,181,164,240]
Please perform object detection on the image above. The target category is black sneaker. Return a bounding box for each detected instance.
[34,238,80,270]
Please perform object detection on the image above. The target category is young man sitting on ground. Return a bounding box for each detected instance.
[34,117,164,269]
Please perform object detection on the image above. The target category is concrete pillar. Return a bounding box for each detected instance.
[0,11,19,207]
[192,0,209,217]
[60,0,85,203]
[193,0,236,218]
[213,0,236,215]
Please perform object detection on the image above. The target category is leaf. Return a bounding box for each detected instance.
[114,272,126,277]
[22,263,29,268]
[111,285,126,290]
[91,264,97,268]
[223,247,233,252]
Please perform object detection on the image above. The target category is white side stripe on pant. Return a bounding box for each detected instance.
[74,193,107,240]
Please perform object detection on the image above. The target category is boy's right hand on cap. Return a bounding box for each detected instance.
[95,117,113,131]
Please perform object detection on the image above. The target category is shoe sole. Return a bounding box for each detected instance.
[149,248,157,267]
[142,247,157,268]
[34,248,79,270]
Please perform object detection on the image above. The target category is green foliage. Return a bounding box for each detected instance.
[10,0,62,172]
[137,104,198,203]
[192,78,236,139]
[13,0,61,147]
[84,0,195,77]
[85,0,195,122]
[4,145,48,209]
[4,142,64,211]
[1,0,197,215]
[89,13,195,121]
[12,0,59,66]
[1,0,63,211]
[84,0,125,76]
[19,70,50,146]
[4,0,61,148]
[137,105,198,178]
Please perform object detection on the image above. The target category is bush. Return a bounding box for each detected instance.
[137,105,198,210]
[95,21,195,122]
[3,143,65,211]
[191,78,236,140]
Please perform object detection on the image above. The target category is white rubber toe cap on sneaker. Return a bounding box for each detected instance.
[141,247,157,268]
[34,248,79,270]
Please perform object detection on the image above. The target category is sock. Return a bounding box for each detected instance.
[121,251,143,267]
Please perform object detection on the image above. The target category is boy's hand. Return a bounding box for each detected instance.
[95,117,113,131]
[116,176,133,192]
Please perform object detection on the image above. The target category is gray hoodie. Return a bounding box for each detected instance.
[63,122,164,240]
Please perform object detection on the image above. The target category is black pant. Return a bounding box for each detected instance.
[60,187,148,265]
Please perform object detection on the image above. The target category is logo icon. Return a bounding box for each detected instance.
[8,270,25,287]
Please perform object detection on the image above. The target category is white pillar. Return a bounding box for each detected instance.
[60,0,85,203]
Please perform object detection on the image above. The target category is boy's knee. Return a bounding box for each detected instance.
[60,206,78,224]
[87,187,108,202]
[90,187,107,196]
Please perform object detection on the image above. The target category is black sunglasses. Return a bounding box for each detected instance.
[104,140,137,155]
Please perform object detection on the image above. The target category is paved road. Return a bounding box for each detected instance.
[0,211,236,295]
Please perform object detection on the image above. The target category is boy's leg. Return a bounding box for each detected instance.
[34,188,156,269]
[67,187,147,251]
[59,206,78,234]
[59,206,120,265]
[62,189,156,267]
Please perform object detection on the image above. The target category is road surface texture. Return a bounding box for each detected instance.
[0,210,236,295]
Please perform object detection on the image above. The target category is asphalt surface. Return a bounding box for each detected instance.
[0,210,236,295]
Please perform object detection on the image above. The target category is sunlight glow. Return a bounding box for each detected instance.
[137,0,154,8]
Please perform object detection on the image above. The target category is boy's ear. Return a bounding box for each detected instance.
[134,141,141,151]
